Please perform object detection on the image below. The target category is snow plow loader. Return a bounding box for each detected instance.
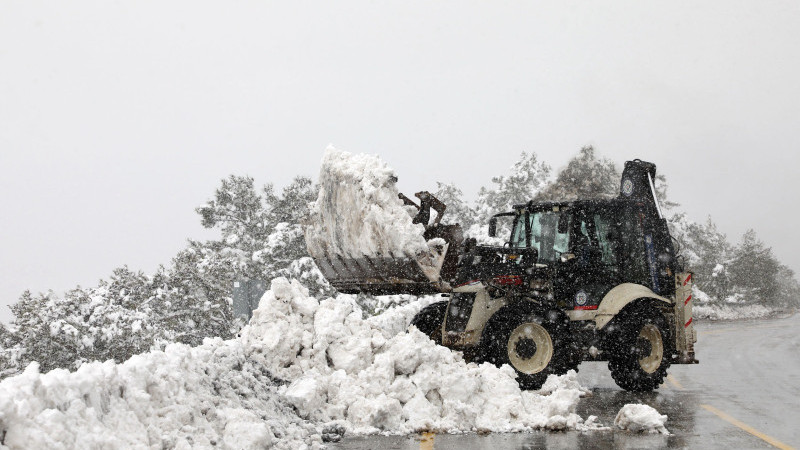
[306,151,697,391]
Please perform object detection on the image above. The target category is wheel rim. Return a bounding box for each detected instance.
[507,322,553,374]
[638,323,664,374]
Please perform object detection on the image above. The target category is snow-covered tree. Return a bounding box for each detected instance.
[475,151,551,223]
[0,175,326,376]
[196,175,272,245]
[728,229,781,305]
[0,323,22,378]
[194,174,320,283]
[774,265,800,307]
[671,215,733,302]
[5,269,158,375]
[156,244,236,345]
[433,181,476,230]
[156,174,326,345]
[536,146,618,201]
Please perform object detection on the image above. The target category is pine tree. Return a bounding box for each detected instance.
[774,265,800,307]
[5,275,158,375]
[433,182,476,230]
[535,146,619,202]
[728,229,781,305]
[671,216,733,302]
[0,322,22,378]
[158,243,235,345]
[475,151,551,223]
[170,174,324,340]
[195,175,317,273]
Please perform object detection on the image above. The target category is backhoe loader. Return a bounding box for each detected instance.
[307,158,697,391]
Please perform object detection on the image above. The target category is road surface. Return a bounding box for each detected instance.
[330,314,799,449]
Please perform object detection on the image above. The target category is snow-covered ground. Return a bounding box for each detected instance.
[0,278,609,449]
[691,287,779,321]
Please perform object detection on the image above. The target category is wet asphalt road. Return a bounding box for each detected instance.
[330,314,799,449]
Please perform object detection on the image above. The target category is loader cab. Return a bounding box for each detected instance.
[507,199,676,307]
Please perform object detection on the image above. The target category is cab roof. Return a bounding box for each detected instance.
[512,197,632,212]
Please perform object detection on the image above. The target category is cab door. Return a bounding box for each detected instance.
[555,206,623,310]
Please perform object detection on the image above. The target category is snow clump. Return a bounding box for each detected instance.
[614,403,669,434]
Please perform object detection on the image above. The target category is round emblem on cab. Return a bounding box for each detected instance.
[575,291,588,306]
[622,178,634,196]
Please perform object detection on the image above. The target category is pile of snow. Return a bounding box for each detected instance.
[614,404,669,434]
[241,278,604,435]
[0,277,607,448]
[0,338,320,449]
[305,146,446,275]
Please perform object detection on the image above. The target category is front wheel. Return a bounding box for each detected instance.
[484,311,576,390]
[607,306,673,392]
[409,301,448,345]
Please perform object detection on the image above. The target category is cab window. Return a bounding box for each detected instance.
[573,210,620,271]
[511,210,570,265]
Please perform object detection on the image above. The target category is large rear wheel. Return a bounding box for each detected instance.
[485,311,576,390]
[607,306,673,392]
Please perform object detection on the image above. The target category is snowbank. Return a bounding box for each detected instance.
[0,277,607,448]
[691,287,777,321]
[693,303,774,321]
[305,146,431,260]
[241,278,602,435]
[0,339,320,449]
[614,404,669,434]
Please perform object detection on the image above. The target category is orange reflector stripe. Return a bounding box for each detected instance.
[683,274,692,286]
[574,305,598,310]
[685,295,692,305]
[685,317,693,328]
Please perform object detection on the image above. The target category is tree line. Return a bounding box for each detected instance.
[1,147,797,377]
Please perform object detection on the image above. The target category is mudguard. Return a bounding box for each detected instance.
[594,283,672,329]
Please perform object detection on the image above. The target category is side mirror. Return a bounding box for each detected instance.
[488,217,497,237]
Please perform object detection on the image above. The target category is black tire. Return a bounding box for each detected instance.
[409,301,448,345]
[607,306,673,392]
[483,310,577,390]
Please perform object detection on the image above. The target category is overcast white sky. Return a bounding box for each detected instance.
[2,1,799,323]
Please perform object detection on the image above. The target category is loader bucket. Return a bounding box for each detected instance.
[308,224,463,295]
[305,147,462,295]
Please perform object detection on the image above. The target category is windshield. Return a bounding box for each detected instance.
[511,210,570,264]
